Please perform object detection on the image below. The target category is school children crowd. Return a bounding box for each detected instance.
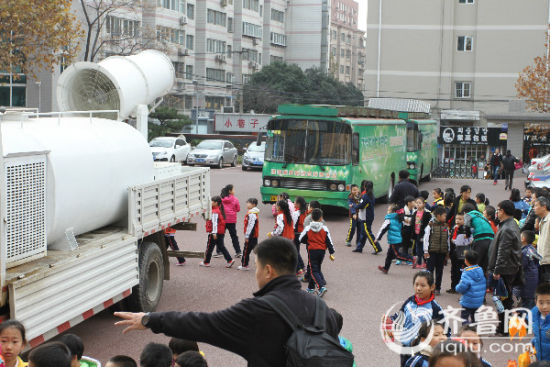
[0,320,208,367]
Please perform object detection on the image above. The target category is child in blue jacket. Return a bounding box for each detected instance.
[345,184,360,247]
[517,230,540,310]
[455,250,486,324]
[376,204,406,274]
[532,283,550,361]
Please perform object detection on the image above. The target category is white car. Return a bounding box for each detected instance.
[526,154,550,187]
[149,136,191,163]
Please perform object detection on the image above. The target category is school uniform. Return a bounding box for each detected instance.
[398,206,415,260]
[376,213,408,271]
[355,191,379,252]
[164,227,185,264]
[299,221,335,290]
[272,212,295,240]
[346,194,360,245]
[423,220,450,292]
[411,209,431,266]
[242,207,260,267]
[204,206,232,263]
[293,209,307,272]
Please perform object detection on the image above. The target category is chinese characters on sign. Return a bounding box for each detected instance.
[440,126,488,145]
[215,113,272,132]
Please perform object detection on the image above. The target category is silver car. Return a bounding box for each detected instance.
[187,139,238,168]
[242,141,266,170]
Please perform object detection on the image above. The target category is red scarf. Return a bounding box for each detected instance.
[415,293,435,306]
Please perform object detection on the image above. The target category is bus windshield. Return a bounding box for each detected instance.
[265,119,351,165]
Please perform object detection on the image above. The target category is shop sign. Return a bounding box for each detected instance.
[439,126,488,145]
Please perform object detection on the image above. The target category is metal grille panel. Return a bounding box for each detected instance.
[279,178,329,191]
[4,156,47,265]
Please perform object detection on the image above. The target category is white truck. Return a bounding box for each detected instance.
[0,50,210,348]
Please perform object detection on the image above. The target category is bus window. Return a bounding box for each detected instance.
[406,122,419,152]
[352,133,359,165]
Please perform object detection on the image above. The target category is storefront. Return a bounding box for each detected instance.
[437,126,508,178]
[524,123,550,160]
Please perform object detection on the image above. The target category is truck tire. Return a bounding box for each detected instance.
[127,242,164,312]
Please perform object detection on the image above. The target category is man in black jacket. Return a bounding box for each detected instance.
[390,170,419,208]
[501,150,519,190]
[114,237,342,367]
[447,185,476,227]
[488,200,522,334]
[490,149,502,185]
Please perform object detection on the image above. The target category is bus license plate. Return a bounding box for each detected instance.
[270,195,278,201]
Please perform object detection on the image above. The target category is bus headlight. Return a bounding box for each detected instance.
[264,179,271,186]
[272,179,279,187]
[338,184,345,192]
[408,162,416,169]
[329,183,337,191]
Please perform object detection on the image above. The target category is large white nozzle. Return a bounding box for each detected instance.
[57,50,175,119]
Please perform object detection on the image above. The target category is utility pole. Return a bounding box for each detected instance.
[193,80,199,133]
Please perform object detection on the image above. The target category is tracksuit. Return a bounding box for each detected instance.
[242,207,260,267]
[164,227,186,264]
[346,194,360,246]
[355,192,380,252]
[450,225,473,291]
[299,221,335,290]
[423,219,450,292]
[376,213,406,271]
[272,212,295,240]
[293,209,307,272]
[411,209,431,266]
[204,206,233,264]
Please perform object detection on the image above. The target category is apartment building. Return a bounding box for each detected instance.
[366,0,550,165]
[329,0,365,90]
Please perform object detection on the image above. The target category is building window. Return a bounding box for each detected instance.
[242,22,262,38]
[0,73,26,107]
[346,49,351,58]
[185,65,193,79]
[207,9,226,26]
[340,49,345,57]
[340,65,344,74]
[207,38,226,53]
[187,3,194,19]
[156,26,185,45]
[242,48,259,62]
[270,55,283,63]
[271,9,285,22]
[243,0,259,11]
[455,82,471,98]
[457,36,473,51]
[227,45,232,58]
[173,61,185,77]
[205,96,225,110]
[331,30,337,40]
[159,0,184,12]
[331,47,336,56]
[226,72,234,83]
[346,66,350,74]
[106,16,140,37]
[206,68,226,82]
[228,17,233,32]
[185,95,193,109]
[459,0,474,3]
[270,32,286,47]
[341,33,345,42]
[347,34,351,44]
[186,34,194,50]
[243,74,251,84]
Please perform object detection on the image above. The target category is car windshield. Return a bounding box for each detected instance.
[197,141,223,150]
[149,138,174,148]
[247,142,265,152]
[265,119,351,165]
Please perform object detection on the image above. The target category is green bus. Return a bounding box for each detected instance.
[260,104,437,209]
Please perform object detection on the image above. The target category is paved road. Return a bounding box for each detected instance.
[69,166,524,366]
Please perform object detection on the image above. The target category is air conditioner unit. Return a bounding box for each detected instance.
[220,0,227,6]
[215,54,226,63]
[180,16,188,25]
[178,48,189,57]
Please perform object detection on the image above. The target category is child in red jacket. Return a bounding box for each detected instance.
[200,196,235,268]
[299,208,335,297]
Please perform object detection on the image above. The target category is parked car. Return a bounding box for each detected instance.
[242,141,266,171]
[526,154,550,187]
[149,135,191,163]
[187,139,238,168]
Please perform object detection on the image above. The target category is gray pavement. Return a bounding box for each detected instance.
[68,167,526,366]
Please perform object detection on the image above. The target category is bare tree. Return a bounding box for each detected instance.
[79,0,157,61]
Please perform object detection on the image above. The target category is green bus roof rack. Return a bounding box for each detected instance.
[277,104,430,120]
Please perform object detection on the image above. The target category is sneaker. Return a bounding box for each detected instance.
[493,181,497,185]
[213,253,223,258]
[395,260,402,265]
[371,249,382,255]
[378,266,388,274]
[446,288,457,294]
[345,242,352,247]
[405,261,413,266]
[352,248,362,253]
[412,263,418,269]
[199,261,211,267]
[318,287,328,297]
[235,252,242,258]
[434,289,441,296]
[306,288,316,295]
[177,261,186,266]
[300,275,309,283]
[296,269,305,277]
[237,265,249,271]
[225,260,235,268]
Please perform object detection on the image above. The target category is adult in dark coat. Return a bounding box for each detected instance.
[490,149,502,184]
[390,170,419,208]
[501,150,519,191]
[114,237,343,367]
[488,200,522,334]
[447,185,476,227]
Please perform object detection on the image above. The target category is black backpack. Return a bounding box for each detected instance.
[262,294,354,367]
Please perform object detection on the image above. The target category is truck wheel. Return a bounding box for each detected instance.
[127,242,164,312]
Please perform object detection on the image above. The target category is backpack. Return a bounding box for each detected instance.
[262,295,354,367]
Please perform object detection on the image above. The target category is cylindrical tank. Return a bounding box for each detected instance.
[1,116,154,248]
[56,50,175,119]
